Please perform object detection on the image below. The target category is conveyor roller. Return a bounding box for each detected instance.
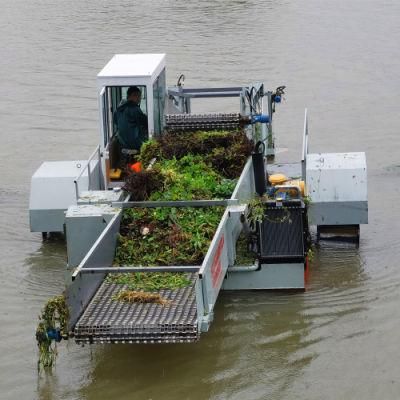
[165,113,242,131]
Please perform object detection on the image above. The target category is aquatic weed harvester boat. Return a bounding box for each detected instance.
[30,54,368,366]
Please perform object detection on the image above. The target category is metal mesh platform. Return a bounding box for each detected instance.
[165,113,242,131]
[74,273,199,344]
[259,206,305,262]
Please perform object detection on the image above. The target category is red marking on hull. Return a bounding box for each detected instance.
[304,256,310,287]
[211,236,225,288]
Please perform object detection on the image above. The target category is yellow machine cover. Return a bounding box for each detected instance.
[269,173,288,185]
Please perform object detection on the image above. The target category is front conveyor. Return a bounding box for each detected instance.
[73,273,199,344]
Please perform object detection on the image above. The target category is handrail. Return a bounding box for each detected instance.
[74,145,101,201]
[75,266,200,276]
[301,108,309,181]
[112,199,238,209]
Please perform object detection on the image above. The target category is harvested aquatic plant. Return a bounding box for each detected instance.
[123,169,164,201]
[116,207,223,266]
[138,130,253,179]
[248,198,265,226]
[123,154,237,201]
[106,272,191,291]
[204,134,253,179]
[139,139,162,167]
[117,130,250,290]
[235,233,257,265]
[35,295,69,371]
[112,290,171,305]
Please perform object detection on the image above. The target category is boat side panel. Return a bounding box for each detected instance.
[223,263,305,290]
[66,212,121,330]
[309,201,368,225]
[231,157,254,202]
[199,206,245,315]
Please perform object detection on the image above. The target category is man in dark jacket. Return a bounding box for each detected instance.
[114,86,148,152]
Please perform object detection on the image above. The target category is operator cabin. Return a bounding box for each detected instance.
[97,54,166,182]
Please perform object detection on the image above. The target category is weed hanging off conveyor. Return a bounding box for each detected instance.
[35,295,69,371]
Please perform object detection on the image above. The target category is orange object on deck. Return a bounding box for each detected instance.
[109,168,122,180]
[129,162,142,173]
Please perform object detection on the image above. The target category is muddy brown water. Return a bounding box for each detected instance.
[1,0,400,399]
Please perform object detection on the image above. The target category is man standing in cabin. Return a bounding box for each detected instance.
[114,86,148,162]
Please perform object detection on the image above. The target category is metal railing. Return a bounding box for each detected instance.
[74,145,101,201]
[301,108,309,181]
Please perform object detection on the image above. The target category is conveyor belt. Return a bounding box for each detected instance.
[74,273,199,344]
[259,206,305,262]
[165,113,242,131]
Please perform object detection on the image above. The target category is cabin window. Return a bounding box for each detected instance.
[102,86,148,147]
[101,86,148,171]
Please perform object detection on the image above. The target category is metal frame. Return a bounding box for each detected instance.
[167,83,274,156]
[76,266,200,275]
[67,211,121,330]
[301,108,309,181]
[112,199,238,209]
[74,145,102,200]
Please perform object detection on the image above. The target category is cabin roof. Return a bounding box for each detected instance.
[97,54,165,78]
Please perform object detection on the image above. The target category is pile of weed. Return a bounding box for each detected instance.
[116,130,250,279]
[112,290,171,305]
[139,130,253,179]
[123,154,237,201]
[115,206,223,266]
[204,134,253,179]
[106,272,191,291]
[123,169,164,201]
[152,155,236,201]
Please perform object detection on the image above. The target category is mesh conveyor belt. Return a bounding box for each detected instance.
[74,273,199,344]
[165,113,242,131]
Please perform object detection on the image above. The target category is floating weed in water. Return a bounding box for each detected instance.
[112,290,171,305]
[35,295,69,371]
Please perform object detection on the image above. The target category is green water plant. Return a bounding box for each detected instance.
[35,295,69,371]
[115,130,252,296]
[139,130,253,179]
[106,272,191,291]
[307,247,315,262]
[234,233,257,265]
[247,197,265,226]
[123,169,164,201]
[125,154,237,201]
[116,206,223,266]
[153,155,237,201]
